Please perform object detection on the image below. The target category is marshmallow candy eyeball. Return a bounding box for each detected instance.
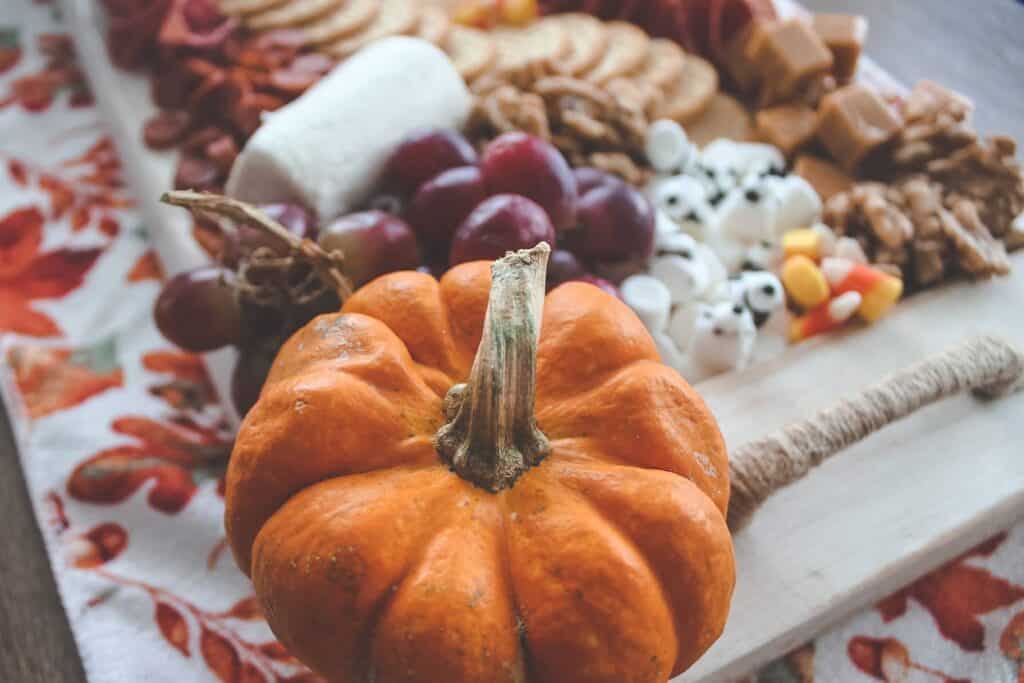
[685,300,758,381]
[713,176,780,247]
[645,119,696,174]
[702,140,785,183]
[731,270,786,327]
[620,274,672,333]
[648,175,712,240]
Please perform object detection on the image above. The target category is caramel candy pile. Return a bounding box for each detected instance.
[821,82,1024,291]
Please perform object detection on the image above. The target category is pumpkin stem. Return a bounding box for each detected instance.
[436,243,552,492]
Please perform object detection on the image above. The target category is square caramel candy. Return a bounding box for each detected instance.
[720,20,770,94]
[812,13,868,83]
[756,104,818,157]
[817,84,902,172]
[754,19,833,106]
[793,154,854,201]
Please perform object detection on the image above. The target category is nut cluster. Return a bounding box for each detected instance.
[823,81,1023,290]
[466,60,653,185]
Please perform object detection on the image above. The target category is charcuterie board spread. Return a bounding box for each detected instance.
[60,0,1024,680]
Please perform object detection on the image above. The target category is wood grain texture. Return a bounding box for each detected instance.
[2,2,1023,682]
[0,408,86,682]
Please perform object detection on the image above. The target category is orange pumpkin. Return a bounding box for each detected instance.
[225,244,735,683]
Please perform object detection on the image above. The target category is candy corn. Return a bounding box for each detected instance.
[821,257,903,322]
[782,228,822,261]
[789,291,862,342]
[781,254,830,309]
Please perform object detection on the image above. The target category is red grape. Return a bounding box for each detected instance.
[573,167,622,197]
[381,129,478,196]
[154,266,241,352]
[480,132,579,231]
[408,165,487,252]
[450,194,556,265]
[573,182,655,262]
[546,249,586,290]
[573,274,622,299]
[231,344,276,416]
[318,210,422,286]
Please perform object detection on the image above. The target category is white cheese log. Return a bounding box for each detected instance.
[226,37,471,221]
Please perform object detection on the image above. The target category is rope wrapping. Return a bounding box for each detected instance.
[728,335,1024,530]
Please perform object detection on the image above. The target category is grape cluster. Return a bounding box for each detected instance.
[155,129,657,416]
[375,128,656,292]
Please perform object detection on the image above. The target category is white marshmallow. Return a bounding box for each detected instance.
[771,175,823,236]
[686,300,757,381]
[696,243,729,299]
[620,274,672,333]
[655,207,679,240]
[650,255,710,304]
[713,182,779,247]
[648,175,711,240]
[730,270,785,327]
[646,119,695,174]
[667,301,700,351]
[651,331,686,374]
[742,239,783,271]
[227,37,471,221]
[702,140,785,180]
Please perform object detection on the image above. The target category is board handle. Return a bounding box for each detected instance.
[728,335,1024,531]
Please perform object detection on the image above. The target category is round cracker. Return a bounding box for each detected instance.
[582,21,649,85]
[445,26,498,82]
[638,38,686,90]
[417,5,451,46]
[492,20,569,72]
[324,0,421,58]
[303,0,380,46]
[246,0,339,30]
[219,0,289,17]
[685,93,754,147]
[657,54,719,123]
[549,13,608,76]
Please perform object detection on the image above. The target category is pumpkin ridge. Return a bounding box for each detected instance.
[536,359,729,515]
[250,465,461,680]
[497,493,539,683]
[551,472,681,673]
[547,459,735,675]
[502,467,678,682]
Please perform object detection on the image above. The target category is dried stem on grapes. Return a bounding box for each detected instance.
[161,190,353,301]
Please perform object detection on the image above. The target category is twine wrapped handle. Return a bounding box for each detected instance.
[728,335,1024,531]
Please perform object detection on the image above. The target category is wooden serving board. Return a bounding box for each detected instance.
[65,1,1024,681]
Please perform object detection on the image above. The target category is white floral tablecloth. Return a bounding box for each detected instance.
[2,1,1023,681]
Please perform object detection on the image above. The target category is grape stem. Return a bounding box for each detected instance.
[160,190,354,301]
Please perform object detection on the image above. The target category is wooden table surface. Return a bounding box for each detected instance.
[2,2,1022,681]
